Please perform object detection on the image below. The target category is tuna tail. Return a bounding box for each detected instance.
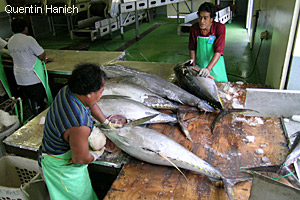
[222,177,251,200]
[211,108,258,134]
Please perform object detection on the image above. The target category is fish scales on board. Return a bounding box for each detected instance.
[100,64,215,112]
[97,97,177,124]
[101,126,248,200]
[103,79,179,110]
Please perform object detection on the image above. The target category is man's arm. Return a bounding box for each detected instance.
[38,51,46,62]
[190,50,196,66]
[90,103,106,124]
[65,126,95,164]
[206,52,221,71]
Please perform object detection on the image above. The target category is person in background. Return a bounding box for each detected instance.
[189,2,228,82]
[0,37,10,56]
[0,37,9,102]
[39,63,120,200]
[7,18,47,115]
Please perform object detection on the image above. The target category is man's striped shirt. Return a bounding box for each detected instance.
[42,86,93,155]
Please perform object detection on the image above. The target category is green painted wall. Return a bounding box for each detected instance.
[0,1,7,12]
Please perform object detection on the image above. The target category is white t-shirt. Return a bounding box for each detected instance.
[0,37,7,49]
[7,33,44,86]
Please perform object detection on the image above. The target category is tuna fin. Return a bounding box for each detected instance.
[177,108,193,142]
[141,147,189,182]
[109,76,135,83]
[101,95,131,99]
[211,108,258,134]
[127,114,159,126]
[158,152,189,183]
[222,177,251,200]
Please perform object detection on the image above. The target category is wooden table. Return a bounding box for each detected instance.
[104,82,288,200]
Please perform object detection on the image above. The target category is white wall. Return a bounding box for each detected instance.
[265,0,299,89]
[286,12,300,90]
[0,1,7,12]
[291,14,300,57]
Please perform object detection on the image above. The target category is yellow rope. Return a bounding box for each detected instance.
[60,165,69,193]
[45,153,72,193]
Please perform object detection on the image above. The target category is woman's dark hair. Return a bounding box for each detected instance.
[11,18,27,33]
[197,2,217,19]
[68,63,107,95]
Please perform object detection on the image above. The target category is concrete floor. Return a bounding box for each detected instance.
[38,15,260,84]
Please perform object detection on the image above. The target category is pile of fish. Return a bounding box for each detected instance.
[99,63,226,141]
[97,96,177,124]
[103,78,179,110]
[95,63,255,199]
[99,120,249,200]
[100,64,216,112]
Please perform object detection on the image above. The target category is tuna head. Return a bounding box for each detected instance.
[174,62,223,110]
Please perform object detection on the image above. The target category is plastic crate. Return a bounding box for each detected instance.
[0,156,49,200]
[0,120,19,158]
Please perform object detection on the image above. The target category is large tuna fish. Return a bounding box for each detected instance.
[172,60,257,134]
[245,131,300,188]
[100,64,215,112]
[101,125,248,200]
[103,78,178,110]
[97,96,177,124]
[174,60,222,109]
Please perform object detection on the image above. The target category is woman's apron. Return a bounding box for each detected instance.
[41,151,99,200]
[195,35,228,82]
[0,55,12,97]
[33,58,53,105]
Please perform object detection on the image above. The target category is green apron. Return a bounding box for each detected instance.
[41,151,99,200]
[33,58,53,105]
[0,55,12,97]
[196,36,228,82]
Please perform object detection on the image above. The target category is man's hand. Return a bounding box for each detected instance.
[102,119,122,129]
[90,147,105,161]
[198,68,210,77]
[106,121,123,129]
